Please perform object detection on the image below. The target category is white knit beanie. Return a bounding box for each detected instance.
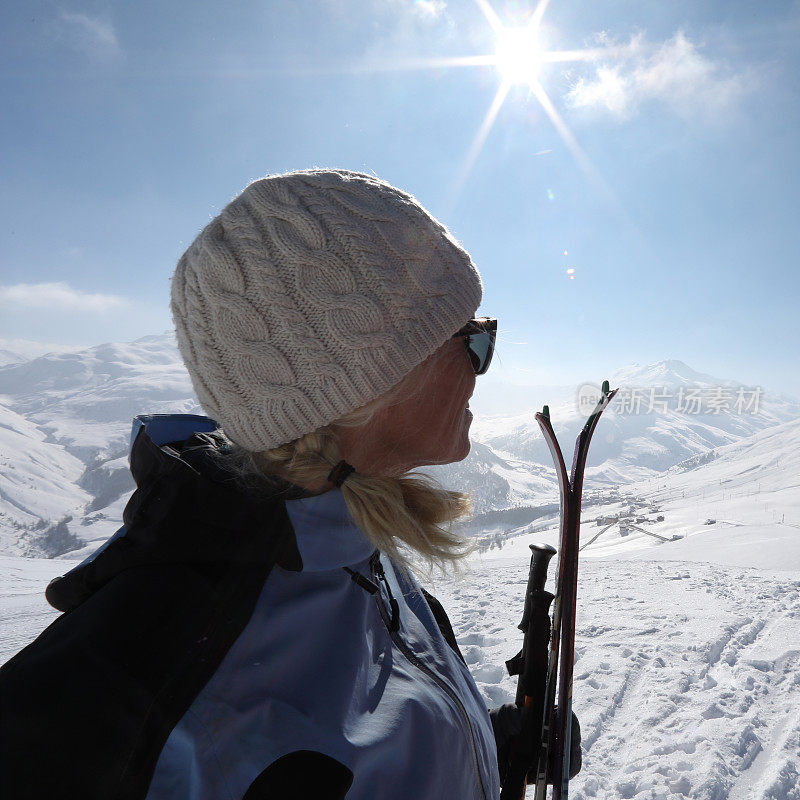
[170,169,483,451]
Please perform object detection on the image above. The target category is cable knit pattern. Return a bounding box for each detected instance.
[171,169,482,451]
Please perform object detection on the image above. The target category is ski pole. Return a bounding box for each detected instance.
[499,542,556,799]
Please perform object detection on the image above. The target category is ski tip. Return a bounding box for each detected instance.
[542,404,550,419]
[602,379,610,395]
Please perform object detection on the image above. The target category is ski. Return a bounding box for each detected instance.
[533,380,617,800]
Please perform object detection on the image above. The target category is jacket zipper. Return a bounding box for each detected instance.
[370,554,489,800]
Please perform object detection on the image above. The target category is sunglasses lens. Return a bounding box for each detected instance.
[466,332,494,375]
[453,318,497,375]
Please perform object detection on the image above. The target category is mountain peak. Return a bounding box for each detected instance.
[610,359,722,388]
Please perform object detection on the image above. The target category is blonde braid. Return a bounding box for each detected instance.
[216,353,476,577]
[221,419,473,577]
[339,470,473,578]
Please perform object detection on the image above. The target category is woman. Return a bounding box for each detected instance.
[0,169,576,799]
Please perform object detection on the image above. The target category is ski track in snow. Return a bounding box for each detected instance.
[0,556,71,662]
[431,557,800,800]
[4,553,800,799]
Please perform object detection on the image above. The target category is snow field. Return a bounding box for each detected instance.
[430,550,800,800]
[0,554,72,664]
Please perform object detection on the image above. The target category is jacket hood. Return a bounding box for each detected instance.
[46,414,302,613]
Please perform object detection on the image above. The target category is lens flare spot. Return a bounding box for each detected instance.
[566,268,576,280]
[547,189,555,201]
[495,26,544,85]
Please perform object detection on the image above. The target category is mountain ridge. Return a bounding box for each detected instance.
[0,333,797,558]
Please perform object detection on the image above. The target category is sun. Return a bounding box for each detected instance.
[494,26,544,86]
[351,0,603,205]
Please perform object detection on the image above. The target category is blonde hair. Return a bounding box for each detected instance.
[214,357,475,578]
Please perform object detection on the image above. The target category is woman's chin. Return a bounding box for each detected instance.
[449,428,472,464]
[412,435,472,469]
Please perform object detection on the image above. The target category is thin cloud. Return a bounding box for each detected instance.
[324,0,447,22]
[341,0,457,69]
[0,282,128,313]
[54,11,120,58]
[567,31,751,121]
[0,337,84,363]
[412,0,447,21]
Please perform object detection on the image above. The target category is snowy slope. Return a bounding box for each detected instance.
[0,334,199,458]
[472,416,800,568]
[585,416,800,563]
[427,548,800,800]
[0,400,93,555]
[0,349,26,368]
[0,334,200,555]
[437,413,800,798]
[429,439,556,518]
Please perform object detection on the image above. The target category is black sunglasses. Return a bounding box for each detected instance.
[452,317,497,375]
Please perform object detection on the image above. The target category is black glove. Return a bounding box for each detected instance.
[490,703,582,783]
[489,702,525,746]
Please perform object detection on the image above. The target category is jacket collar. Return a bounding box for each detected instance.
[46,414,304,613]
[285,490,375,571]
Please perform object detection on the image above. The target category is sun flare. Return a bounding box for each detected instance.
[495,26,544,85]
[360,0,603,207]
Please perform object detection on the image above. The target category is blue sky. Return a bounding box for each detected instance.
[2,0,799,411]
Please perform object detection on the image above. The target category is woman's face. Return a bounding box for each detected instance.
[337,336,477,477]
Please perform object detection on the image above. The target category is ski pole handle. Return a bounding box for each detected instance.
[500,543,556,800]
[515,543,557,705]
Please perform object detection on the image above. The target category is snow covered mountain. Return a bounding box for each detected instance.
[469,360,799,485]
[0,333,798,559]
[0,349,26,368]
[0,334,200,556]
[482,413,800,566]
